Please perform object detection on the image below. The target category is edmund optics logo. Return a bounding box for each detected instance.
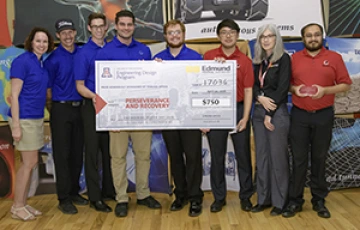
[202,65,231,73]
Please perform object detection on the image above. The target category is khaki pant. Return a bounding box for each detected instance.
[110,131,152,203]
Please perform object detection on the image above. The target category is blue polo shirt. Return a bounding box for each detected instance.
[153,45,202,61]
[8,51,48,119]
[44,44,82,101]
[74,38,106,93]
[96,36,151,61]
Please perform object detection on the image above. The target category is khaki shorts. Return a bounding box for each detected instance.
[8,118,44,151]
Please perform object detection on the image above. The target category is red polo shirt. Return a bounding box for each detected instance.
[204,46,254,102]
[291,47,352,111]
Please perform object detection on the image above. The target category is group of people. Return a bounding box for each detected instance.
[8,9,351,222]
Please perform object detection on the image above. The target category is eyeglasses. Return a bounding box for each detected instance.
[219,30,237,37]
[90,24,105,30]
[304,32,322,38]
[260,34,276,40]
[167,30,182,36]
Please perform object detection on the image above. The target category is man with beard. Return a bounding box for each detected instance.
[44,19,88,214]
[153,19,204,217]
[282,23,352,219]
[75,13,116,213]
[96,10,161,218]
[202,19,254,213]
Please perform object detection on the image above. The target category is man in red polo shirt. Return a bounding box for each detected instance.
[282,23,352,219]
[202,19,254,213]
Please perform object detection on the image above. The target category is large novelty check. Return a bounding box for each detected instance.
[95,60,236,130]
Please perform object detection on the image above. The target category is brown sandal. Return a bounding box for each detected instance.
[11,206,36,221]
[25,205,42,216]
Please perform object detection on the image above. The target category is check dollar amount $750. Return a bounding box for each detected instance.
[191,98,231,107]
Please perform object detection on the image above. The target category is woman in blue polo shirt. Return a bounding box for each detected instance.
[8,27,54,221]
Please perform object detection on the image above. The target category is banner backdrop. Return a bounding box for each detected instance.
[12,0,165,45]
[325,118,360,190]
[327,37,360,114]
[327,0,360,37]
[176,0,324,40]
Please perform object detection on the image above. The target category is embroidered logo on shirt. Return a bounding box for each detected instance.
[139,51,144,55]
[323,60,329,66]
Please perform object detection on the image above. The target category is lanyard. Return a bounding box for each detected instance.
[258,62,272,88]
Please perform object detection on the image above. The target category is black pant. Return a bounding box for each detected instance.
[162,130,203,202]
[50,102,84,202]
[207,102,253,201]
[82,99,115,201]
[288,106,333,206]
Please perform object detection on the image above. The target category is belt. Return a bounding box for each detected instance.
[82,98,93,106]
[53,101,82,107]
[294,105,333,113]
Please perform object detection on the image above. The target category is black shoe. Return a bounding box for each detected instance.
[189,201,202,217]
[71,194,89,206]
[282,204,302,218]
[90,200,112,213]
[251,204,271,213]
[114,203,128,217]
[210,200,226,213]
[137,196,161,209]
[313,201,331,218]
[58,201,78,214]
[270,207,282,216]
[240,199,252,212]
[170,198,188,211]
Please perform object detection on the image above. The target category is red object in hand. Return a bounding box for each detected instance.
[299,86,318,95]
[95,94,108,114]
